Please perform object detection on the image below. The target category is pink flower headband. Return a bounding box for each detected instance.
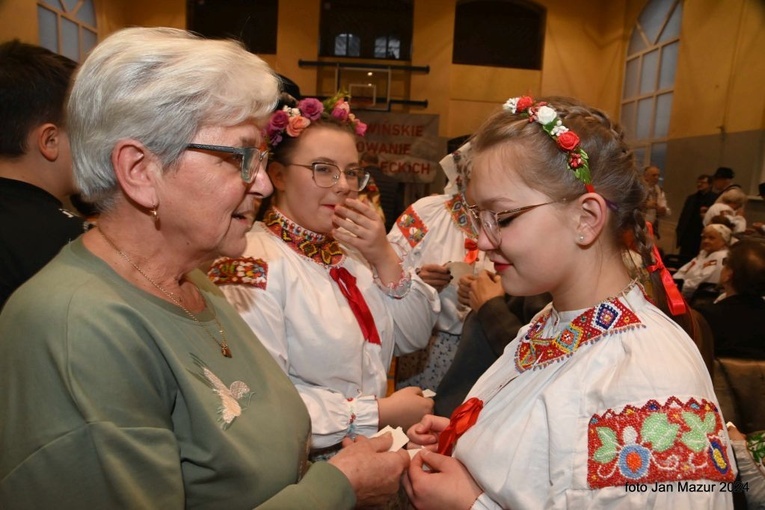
[266,91,368,149]
[503,96,594,193]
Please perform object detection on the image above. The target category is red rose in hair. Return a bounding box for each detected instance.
[516,96,534,113]
[557,131,580,151]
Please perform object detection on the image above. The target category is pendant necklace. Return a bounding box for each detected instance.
[96,227,232,358]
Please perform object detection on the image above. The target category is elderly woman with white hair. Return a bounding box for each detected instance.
[673,223,732,299]
[703,186,748,233]
[0,27,407,509]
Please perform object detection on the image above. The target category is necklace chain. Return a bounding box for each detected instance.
[96,227,232,358]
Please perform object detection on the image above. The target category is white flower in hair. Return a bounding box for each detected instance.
[504,97,519,114]
[536,105,557,125]
[551,124,569,137]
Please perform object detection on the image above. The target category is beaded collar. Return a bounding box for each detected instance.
[263,207,345,266]
[515,282,646,372]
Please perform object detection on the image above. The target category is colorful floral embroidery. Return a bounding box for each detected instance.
[515,295,643,372]
[190,354,253,429]
[588,396,735,488]
[395,205,428,248]
[444,194,476,239]
[208,257,267,289]
[264,208,345,266]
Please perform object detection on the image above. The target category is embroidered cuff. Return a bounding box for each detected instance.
[373,266,412,300]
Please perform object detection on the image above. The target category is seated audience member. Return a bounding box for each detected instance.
[697,240,765,359]
[0,40,85,309]
[675,174,714,266]
[389,142,494,392]
[403,96,733,509]
[0,28,409,509]
[703,186,748,233]
[210,93,439,459]
[674,223,731,299]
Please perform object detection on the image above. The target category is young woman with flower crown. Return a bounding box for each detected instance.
[210,93,439,458]
[403,96,736,509]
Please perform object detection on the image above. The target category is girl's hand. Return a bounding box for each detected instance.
[417,264,452,292]
[333,199,401,282]
[403,449,483,510]
[406,414,450,449]
[468,270,504,311]
[378,386,434,432]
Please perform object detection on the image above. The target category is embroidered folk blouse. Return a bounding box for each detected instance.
[673,249,728,299]
[454,284,735,509]
[211,208,440,449]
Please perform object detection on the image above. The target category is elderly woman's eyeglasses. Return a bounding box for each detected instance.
[185,143,268,184]
[467,200,562,246]
[288,162,370,192]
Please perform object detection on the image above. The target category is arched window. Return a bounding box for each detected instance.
[334,33,361,57]
[452,0,545,69]
[620,0,683,173]
[37,0,97,62]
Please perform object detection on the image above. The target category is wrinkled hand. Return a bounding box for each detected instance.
[378,386,434,431]
[456,274,476,308]
[329,434,410,507]
[467,270,503,311]
[403,449,483,510]
[417,264,451,292]
[406,414,450,451]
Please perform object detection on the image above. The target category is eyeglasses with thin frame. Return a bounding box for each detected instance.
[185,143,268,184]
[287,161,370,192]
[467,200,564,246]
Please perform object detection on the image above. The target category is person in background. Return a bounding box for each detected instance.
[389,142,494,393]
[642,164,670,238]
[361,150,406,233]
[703,186,748,233]
[0,40,85,309]
[0,28,408,509]
[403,95,734,509]
[696,240,765,359]
[709,166,735,199]
[210,93,439,460]
[752,182,765,236]
[675,173,715,266]
[673,223,731,300]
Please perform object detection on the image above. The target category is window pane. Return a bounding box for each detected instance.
[640,49,659,94]
[623,58,640,99]
[82,28,97,57]
[660,1,682,42]
[61,0,79,13]
[620,102,636,140]
[77,0,96,27]
[60,16,79,61]
[628,26,647,55]
[650,142,667,173]
[334,34,348,56]
[38,6,58,52]
[638,0,672,45]
[654,92,673,138]
[636,97,654,140]
[659,41,679,89]
[633,146,647,169]
[374,36,387,58]
[348,34,360,57]
[387,38,400,59]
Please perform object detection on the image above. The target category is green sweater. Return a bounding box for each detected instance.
[0,238,355,509]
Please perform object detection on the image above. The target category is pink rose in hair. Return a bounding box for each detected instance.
[269,110,290,131]
[355,121,368,137]
[557,131,580,151]
[331,100,351,121]
[297,98,324,121]
[515,96,534,113]
[286,115,311,137]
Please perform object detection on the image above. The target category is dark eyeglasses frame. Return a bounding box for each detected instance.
[287,161,371,192]
[185,143,268,184]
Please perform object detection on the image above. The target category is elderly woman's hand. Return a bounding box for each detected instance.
[333,198,402,284]
[329,434,410,507]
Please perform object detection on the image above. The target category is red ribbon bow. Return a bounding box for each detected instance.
[464,238,479,264]
[645,222,687,316]
[437,397,484,456]
[329,267,382,345]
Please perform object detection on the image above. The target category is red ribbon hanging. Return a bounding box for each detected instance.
[329,267,382,345]
[645,222,687,316]
[437,397,484,456]
[463,238,479,264]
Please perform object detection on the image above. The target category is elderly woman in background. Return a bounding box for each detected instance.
[0,27,407,509]
[673,223,731,299]
[703,186,748,233]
